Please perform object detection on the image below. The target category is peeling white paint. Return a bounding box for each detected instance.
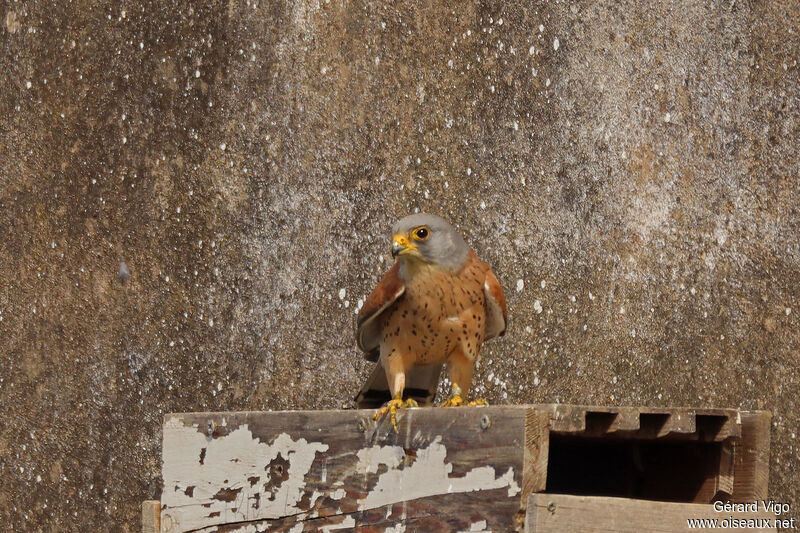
[458,520,491,532]
[162,423,329,530]
[358,437,520,511]
[226,525,268,533]
[356,444,404,473]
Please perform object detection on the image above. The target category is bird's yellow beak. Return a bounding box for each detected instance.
[392,234,418,258]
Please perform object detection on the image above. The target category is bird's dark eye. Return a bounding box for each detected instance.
[413,227,429,241]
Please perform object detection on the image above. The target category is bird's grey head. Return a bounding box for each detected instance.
[390,213,469,272]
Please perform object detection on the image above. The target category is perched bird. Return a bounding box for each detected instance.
[355,214,507,429]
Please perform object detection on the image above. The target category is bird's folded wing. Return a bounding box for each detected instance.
[483,268,507,339]
[356,262,405,360]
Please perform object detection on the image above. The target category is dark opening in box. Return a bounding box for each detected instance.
[545,434,727,502]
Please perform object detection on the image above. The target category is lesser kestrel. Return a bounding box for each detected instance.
[355,214,507,429]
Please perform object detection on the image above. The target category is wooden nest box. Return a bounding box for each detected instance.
[144,404,772,532]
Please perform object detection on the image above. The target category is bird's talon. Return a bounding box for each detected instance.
[373,398,417,432]
[440,394,464,407]
[440,395,487,407]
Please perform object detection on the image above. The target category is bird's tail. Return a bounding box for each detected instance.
[354,362,444,409]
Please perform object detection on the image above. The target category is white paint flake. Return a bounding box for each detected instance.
[231,526,269,533]
[533,300,542,314]
[338,288,346,300]
[356,444,404,473]
[516,279,524,292]
[358,437,520,511]
[458,520,491,532]
[162,424,329,530]
[553,38,560,51]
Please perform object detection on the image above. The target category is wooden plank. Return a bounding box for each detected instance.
[732,410,771,500]
[522,410,550,502]
[142,500,161,533]
[534,404,741,441]
[517,410,550,529]
[525,494,778,533]
[188,492,508,532]
[160,406,548,532]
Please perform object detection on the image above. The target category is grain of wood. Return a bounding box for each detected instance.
[525,494,777,533]
[522,409,549,505]
[732,411,771,500]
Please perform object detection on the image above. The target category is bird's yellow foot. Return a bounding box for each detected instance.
[440,396,489,407]
[374,397,418,432]
[440,394,463,407]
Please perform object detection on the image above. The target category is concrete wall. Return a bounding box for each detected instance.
[1,0,798,530]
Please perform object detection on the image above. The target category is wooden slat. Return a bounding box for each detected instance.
[525,494,777,532]
[533,404,741,441]
[142,500,161,533]
[522,409,550,505]
[160,406,548,532]
[732,410,771,500]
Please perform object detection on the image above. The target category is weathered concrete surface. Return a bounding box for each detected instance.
[0,0,798,530]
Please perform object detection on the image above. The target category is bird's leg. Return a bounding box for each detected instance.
[373,354,417,432]
[440,349,488,407]
[440,382,464,407]
[440,382,489,407]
